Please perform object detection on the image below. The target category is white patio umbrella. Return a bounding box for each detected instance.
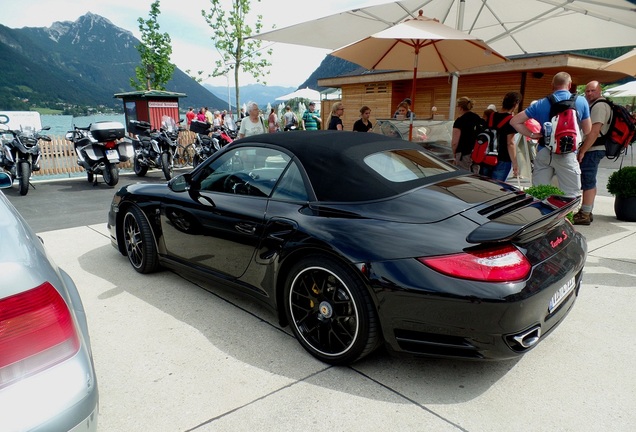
[255,0,636,54]
[331,11,507,140]
[601,48,636,76]
[275,87,321,104]
[253,0,636,117]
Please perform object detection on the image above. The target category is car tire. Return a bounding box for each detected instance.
[284,255,380,365]
[122,206,160,274]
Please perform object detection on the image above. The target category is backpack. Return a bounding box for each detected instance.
[545,94,580,154]
[591,99,636,160]
[471,112,512,166]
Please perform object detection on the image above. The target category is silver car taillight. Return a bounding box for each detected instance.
[0,282,80,389]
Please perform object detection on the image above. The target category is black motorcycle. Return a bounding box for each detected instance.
[65,121,130,186]
[0,126,50,195]
[190,120,221,168]
[129,117,178,181]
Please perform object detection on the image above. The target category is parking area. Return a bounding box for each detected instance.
[36,192,636,431]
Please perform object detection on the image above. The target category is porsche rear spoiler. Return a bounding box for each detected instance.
[465,195,580,244]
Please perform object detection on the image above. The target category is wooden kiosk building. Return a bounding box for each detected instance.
[114,90,186,131]
[317,53,630,129]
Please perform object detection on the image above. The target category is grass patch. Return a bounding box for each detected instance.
[32,107,64,115]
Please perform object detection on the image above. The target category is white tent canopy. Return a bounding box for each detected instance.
[275,87,321,104]
[605,81,636,98]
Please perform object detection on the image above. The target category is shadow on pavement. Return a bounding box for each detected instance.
[78,243,520,405]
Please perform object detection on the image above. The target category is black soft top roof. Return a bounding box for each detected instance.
[235,131,434,202]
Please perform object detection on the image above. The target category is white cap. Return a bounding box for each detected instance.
[487,104,497,111]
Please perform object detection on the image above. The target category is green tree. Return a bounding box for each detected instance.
[130,1,175,91]
[197,0,272,112]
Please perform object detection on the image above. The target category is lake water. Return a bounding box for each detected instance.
[41,114,126,138]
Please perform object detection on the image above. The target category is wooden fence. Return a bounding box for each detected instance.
[33,130,198,177]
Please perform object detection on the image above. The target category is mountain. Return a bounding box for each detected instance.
[203,83,296,107]
[297,55,363,91]
[0,13,226,113]
[203,56,363,106]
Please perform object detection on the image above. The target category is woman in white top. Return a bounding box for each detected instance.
[239,101,266,138]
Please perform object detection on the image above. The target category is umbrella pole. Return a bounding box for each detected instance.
[409,49,419,142]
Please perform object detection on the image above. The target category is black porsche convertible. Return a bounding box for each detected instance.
[108,131,586,365]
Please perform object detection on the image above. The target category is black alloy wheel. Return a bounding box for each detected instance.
[122,206,160,274]
[284,255,380,365]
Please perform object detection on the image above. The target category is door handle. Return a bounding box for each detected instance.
[235,223,256,235]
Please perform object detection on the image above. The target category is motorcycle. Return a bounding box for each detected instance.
[65,121,130,186]
[0,125,50,196]
[189,120,219,168]
[212,124,235,148]
[129,116,179,181]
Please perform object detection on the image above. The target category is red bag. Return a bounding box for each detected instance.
[546,94,580,154]
[471,112,512,166]
[591,99,636,160]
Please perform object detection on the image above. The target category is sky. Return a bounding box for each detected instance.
[0,0,391,88]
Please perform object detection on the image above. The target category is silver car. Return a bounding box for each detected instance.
[0,172,98,431]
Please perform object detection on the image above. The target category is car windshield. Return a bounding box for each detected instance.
[364,149,453,182]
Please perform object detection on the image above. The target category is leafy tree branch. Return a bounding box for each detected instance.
[195,0,272,112]
[131,0,175,91]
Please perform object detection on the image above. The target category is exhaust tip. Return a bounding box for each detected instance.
[511,325,542,349]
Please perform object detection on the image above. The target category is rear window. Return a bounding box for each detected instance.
[364,149,453,182]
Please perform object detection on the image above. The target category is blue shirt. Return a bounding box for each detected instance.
[526,90,590,128]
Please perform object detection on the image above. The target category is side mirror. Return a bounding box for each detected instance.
[168,173,191,192]
[0,171,13,188]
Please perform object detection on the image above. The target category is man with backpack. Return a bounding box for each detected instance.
[511,72,591,197]
[572,81,612,225]
[475,92,521,181]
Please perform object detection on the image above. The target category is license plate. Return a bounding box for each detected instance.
[548,277,575,313]
[105,149,119,162]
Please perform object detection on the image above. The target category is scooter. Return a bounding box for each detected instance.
[66,121,131,186]
[0,125,50,196]
[129,117,178,181]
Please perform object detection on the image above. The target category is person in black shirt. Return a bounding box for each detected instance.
[452,96,483,172]
[327,102,344,130]
[478,92,521,181]
[353,106,373,132]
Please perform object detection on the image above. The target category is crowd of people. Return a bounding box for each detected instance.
[454,71,611,226]
[185,71,623,226]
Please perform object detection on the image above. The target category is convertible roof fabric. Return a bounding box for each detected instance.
[236,131,434,202]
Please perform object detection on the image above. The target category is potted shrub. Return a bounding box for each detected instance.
[607,166,636,222]
[525,184,574,223]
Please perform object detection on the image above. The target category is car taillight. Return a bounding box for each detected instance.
[418,244,531,282]
[104,140,117,149]
[0,282,80,388]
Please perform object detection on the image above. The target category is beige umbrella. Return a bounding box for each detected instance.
[601,48,636,76]
[331,10,507,140]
